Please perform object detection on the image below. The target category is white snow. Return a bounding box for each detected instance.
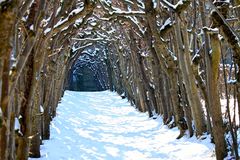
[161,0,187,10]
[152,0,157,8]
[0,107,2,117]
[72,43,93,53]
[54,18,68,28]
[110,10,145,16]
[44,28,51,35]
[0,0,6,4]
[69,7,84,17]
[137,0,145,9]
[30,25,34,31]
[14,117,20,130]
[160,18,172,31]
[15,117,23,136]
[221,98,239,126]
[202,27,219,33]
[40,105,44,113]
[55,7,61,17]
[125,0,134,5]
[30,90,215,160]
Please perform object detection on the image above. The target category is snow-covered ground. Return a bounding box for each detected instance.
[30,90,215,160]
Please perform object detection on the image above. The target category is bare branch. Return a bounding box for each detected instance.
[160,0,190,13]
[45,2,96,38]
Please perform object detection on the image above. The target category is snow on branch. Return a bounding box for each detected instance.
[0,0,6,4]
[98,0,145,18]
[202,26,219,34]
[96,30,110,38]
[160,18,174,36]
[124,0,134,5]
[18,0,35,18]
[160,0,190,13]
[210,9,240,59]
[45,3,95,37]
[72,37,113,42]
[116,16,144,37]
[94,14,145,38]
[72,43,93,53]
[109,10,145,17]
[0,107,2,127]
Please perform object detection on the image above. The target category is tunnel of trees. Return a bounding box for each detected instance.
[67,45,109,91]
[0,0,240,160]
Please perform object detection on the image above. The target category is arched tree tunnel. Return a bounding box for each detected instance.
[67,45,109,91]
[0,0,240,160]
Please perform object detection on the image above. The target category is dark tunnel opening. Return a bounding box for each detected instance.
[66,45,110,92]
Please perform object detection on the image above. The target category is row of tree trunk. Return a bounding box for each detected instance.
[103,0,240,159]
[0,0,96,159]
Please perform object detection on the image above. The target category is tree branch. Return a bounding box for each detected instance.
[211,9,240,61]
[45,2,96,38]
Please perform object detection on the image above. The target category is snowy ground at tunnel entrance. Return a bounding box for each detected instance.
[30,90,215,160]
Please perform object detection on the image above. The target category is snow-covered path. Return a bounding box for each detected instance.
[33,91,215,160]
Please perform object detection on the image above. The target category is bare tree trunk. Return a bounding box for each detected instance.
[0,2,18,159]
[29,81,41,158]
[208,33,227,159]
[16,50,34,160]
[174,16,206,136]
[199,1,227,159]
[42,76,53,140]
[178,72,194,137]
[169,71,187,138]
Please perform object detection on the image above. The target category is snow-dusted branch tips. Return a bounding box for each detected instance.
[72,37,113,42]
[45,3,95,37]
[109,10,145,16]
[160,0,190,13]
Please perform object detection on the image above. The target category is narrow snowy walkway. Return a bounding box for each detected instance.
[33,91,215,160]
